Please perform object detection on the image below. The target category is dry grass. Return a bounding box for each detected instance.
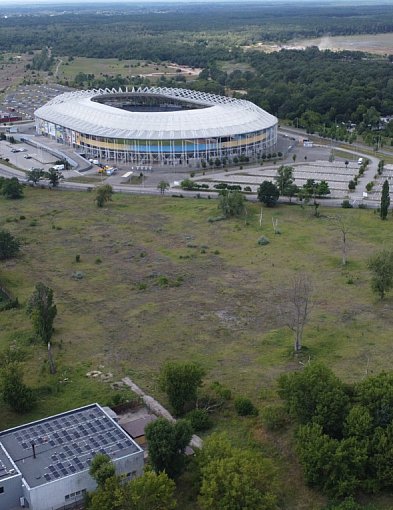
[1,189,393,507]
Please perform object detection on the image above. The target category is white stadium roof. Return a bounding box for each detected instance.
[34,87,277,140]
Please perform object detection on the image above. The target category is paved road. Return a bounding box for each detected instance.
[0,126,383,209]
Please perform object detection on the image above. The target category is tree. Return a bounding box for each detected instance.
[380,179,390,220]
[157,181,170,194]
[317,180,330,197]
[1,363,36,413]
[0,229,21,260]
[275,165,294,196]
[95,184,113,207]
[159,361,205,416]
[367,249,393,299]
[257,181,279,207]
[278,363,350,438]
[145,418,192,478]
[27,282,57,343]
[329,215,350,266]
[46,168,63,187]
[282,272,313,352]
[2,177,23,199]
[89,453,116,488]
[218,190,246,218]
[87,474,125,510]
[27,168,44,185]
[127,469,177,510]
[197,433,277,510]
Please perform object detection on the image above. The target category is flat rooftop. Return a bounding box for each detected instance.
[0,404,142,489]
[0,443,19,481]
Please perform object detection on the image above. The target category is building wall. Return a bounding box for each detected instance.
[0,473,23,509]
[35,118,278,166]
[23,452,144,510]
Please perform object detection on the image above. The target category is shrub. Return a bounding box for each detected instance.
[341,200,353,208]
[208,215,226,223]
[258,236,270,246]
[366,182,374,192]
[263,405,289,431]
[75,254,81,263]
[186,409,213,432]
[0,297,19,312]
[234,397,258,416]
[244,186,252,192]
[95,257,102,264]
[348,180,356,190]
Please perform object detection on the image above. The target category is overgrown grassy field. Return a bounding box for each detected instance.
[1,189,393,508]
[57,57,197,83]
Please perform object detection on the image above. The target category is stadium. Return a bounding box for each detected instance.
[34,87,278,166]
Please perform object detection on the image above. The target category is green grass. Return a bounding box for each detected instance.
[1,189,393,507]
[57,57,197,83]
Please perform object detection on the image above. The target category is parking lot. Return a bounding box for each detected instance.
[1,84,73,120]
[0,140,59,172]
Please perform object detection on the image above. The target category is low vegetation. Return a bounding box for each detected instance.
[1,189,393,508]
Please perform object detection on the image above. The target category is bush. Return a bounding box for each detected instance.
[262,405,289,431]
[186,409,213,432]
[366,182,374,192]
[0,297,19,312]
[341,200,353,208]
[0,230,21,260]
[244,186,252,192]
[208,215,226,223]
[348,180,356,190]
[258,236,270,245]
[234,397,258,416]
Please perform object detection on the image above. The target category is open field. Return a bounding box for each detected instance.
[57,57,201,83]
[246,33,393,55]
[1,190,393,508]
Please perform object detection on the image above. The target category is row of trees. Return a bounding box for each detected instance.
[279,364,393,498]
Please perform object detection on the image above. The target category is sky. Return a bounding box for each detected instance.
[0,0,387,4]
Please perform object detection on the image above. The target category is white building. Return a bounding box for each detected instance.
[0,403,144,510]
[34,87,278,166]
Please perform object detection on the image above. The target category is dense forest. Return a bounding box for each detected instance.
[1,3,393,66]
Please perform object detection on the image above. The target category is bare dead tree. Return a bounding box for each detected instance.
[48,341,56,374]
[272,216,280,234]
[328,214,350,266]
[285,273,313,353]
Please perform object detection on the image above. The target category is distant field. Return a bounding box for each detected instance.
[57,57,200,83]
[1,190,393,508]
[246,33,393,55]
[289,33,393,55]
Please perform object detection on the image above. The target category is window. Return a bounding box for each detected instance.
[0,487,4,494]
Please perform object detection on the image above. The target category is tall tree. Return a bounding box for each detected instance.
[27,168,44,185]
[1,363,36,413]
[89,453,116,488]
[127,469,177,510]
[367,249,393,299]
[46,168,63,187]
[197,433,277,510]
[145,418,192,478]
[283,273,313,353]
[275,165,294,196]
[329,215,350,266]
[159,361,205,416]
[380,179,390,220]
[27,282,57,343]
[257,181,279,207]
[0,229,21,260]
